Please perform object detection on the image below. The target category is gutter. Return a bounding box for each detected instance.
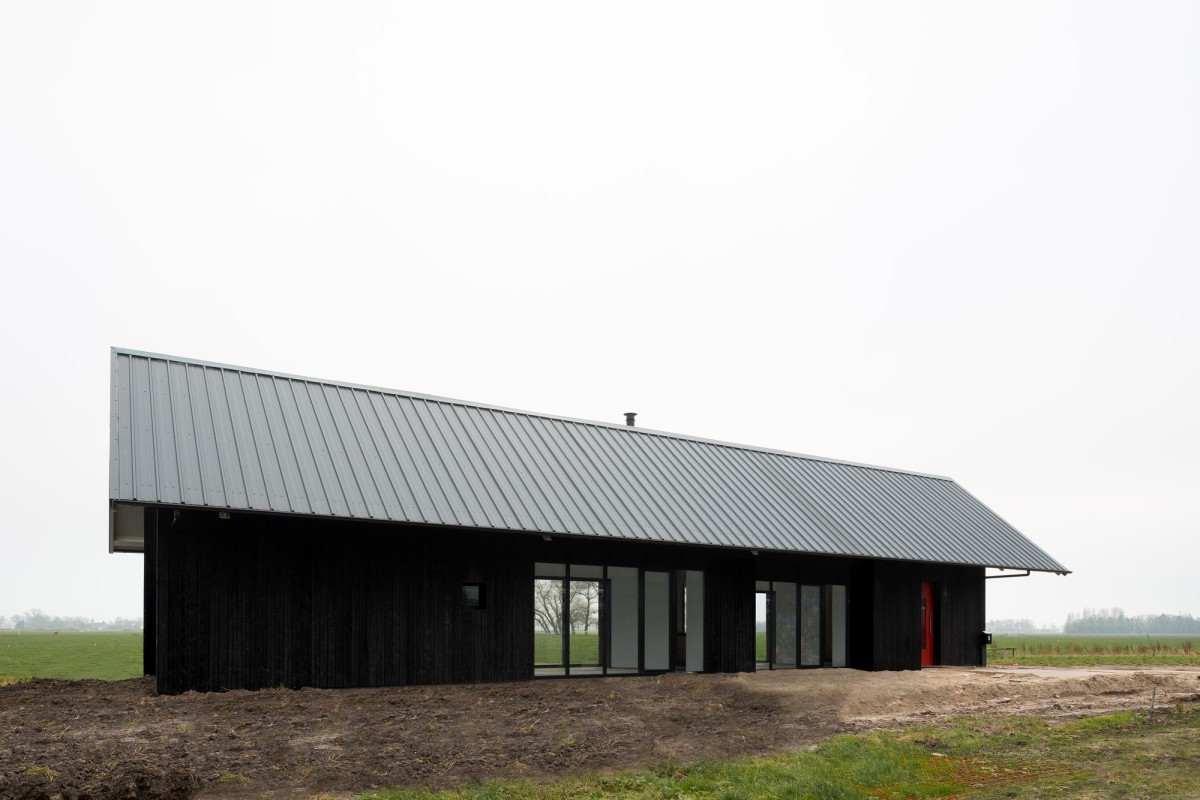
[985,569,1032,580]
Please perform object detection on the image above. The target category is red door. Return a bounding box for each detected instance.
[920,581,935,666]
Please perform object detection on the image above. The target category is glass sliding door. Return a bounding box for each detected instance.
[643,570,670,671]
[827,584,847,667]
[774,582,797,668]
[685,570,705,672]
[534,576,567,675]
[754,580,846,670]
[568,579,603,674]
[754,582,771,669]
[534,562,703,678]
[800,584,821,666]
[608,567,639,674]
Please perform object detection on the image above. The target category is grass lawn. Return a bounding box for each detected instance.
[533,632,600,665]
[360,702,1200,799]
[991,634,1200,667]
[0,630,143,684]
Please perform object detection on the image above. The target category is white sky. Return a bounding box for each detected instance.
[1,2,1197,628]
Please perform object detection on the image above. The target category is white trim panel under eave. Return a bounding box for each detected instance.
[110,502,145,553]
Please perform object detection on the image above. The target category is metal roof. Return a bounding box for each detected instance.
[109,348,1069,573]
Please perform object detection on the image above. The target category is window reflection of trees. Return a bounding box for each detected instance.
[533,579,600,635]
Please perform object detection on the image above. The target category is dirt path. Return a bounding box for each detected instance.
[2,667,1198,800]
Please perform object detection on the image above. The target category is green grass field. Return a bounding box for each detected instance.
[533,632,600,665]
[755,633,1200,667]
[0,630,143,684]
[4,630,1196,684]
[361,702,1200,799]
[991,634,1199,666]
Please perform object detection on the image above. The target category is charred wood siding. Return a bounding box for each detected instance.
[869,560,985,670]
[872,560,923,670]
[925,563,985,667]
[150,509,534,694]
[848,560,875,670]
[147,505,988,692]
[703,557,755,673]
[142,507,157,676]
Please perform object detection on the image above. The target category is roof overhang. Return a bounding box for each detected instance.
[109,502,145,553]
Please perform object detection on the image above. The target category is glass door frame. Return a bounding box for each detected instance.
[533,564,612,677]
[759,580,826,669]
[533,563,702,678]
[755,588,774,669]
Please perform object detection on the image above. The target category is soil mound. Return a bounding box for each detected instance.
[2,668,1197,799]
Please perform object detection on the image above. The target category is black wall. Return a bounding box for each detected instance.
[872,560,923,670]
[145,507,986,692]
[148,508,534,694]
[753,552,985,671]
[704,556,755,673]
[869,560,985,670]
[927,563,986,667]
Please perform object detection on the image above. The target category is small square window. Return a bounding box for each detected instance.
[462,583,485,609]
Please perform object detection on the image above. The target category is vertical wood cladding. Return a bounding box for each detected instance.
[703,556,755,673]
[868,560,985,671]
[154,509,533,694]
[150,506,988,691]
[925,563,985,667]
[142,507,158,676]
[847,559,875,671]
[872,560,922,671]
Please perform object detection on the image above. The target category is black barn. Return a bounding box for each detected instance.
[108,349,1068,694]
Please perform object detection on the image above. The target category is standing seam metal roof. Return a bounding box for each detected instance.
[109,348,1069,573]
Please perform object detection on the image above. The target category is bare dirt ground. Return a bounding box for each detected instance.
[2,666,1199,800]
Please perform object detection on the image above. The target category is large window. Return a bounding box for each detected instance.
[756,581,846,669]
[533,577,566,669]
[535,563,703,677]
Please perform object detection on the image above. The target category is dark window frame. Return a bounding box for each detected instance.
[462,582,485,609]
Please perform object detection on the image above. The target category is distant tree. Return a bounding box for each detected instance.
[986,618,1037,634]
[533,580,563,634]
[570,583,601,635]
[1063,609,1200,635]
[5,610,144,632]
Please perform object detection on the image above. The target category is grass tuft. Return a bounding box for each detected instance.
[24,766,59,781]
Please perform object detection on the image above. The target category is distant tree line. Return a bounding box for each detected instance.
[0,609,143,631]
[1063,608,1200,635]
[986,618,1045,634]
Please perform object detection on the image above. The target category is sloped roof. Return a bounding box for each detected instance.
[109,348,1068,573]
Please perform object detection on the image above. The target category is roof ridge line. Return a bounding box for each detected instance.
[110,347,954,482]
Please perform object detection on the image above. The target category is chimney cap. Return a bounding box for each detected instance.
[624,412,637,427]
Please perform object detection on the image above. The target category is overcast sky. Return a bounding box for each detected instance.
[1,2,1197,628]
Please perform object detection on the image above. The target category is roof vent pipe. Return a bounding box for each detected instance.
[624,412,637,427]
